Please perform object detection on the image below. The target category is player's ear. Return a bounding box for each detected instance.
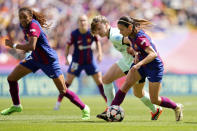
[128,25,132,30]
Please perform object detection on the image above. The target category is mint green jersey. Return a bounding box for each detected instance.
[108,27,134,72]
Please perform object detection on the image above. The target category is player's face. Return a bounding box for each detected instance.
[78,16,88,30]
[118,24,131,37]
[19,11,32,28]
[94,22,107,37]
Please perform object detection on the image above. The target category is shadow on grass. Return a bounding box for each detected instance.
[53,120,108,123]
[184,122,197,124]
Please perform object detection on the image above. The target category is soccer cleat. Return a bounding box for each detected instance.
[96,108,109,121]
[151,107,163,120]
[174,103,183,121]
[1,105,23,115]
[82,105,90,120]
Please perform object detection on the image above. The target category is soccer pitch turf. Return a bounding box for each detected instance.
[0,96,197,131]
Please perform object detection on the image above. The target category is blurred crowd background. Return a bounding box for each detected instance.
[0,0,197,62]
[0,0,197,96]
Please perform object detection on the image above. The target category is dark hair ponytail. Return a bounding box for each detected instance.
[118,16,153,35]
[19,7,50,29]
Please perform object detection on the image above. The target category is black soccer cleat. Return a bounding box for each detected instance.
[96,110,109,121]
[151,107,163,120]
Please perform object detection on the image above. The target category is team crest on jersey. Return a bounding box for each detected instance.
[134,44,138,50]
[87,38,91,43]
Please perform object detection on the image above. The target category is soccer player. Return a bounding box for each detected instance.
[111,16,183,121]
[91,15,162,120]
[1,7,90,120]
[54,14,106,110]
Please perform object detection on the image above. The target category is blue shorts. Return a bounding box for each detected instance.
[20,55,62,79]
[130,63,164,82]
[68,61,99,77]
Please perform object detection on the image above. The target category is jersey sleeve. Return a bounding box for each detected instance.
[67,32,75,45]
[136,36,151,50]
[28,22,41,37]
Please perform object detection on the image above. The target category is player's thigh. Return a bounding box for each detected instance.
[148,82,162,104]
[102,63,125,84]
[65,72,76,84]
[91,72,102,85]
[53,74,66,94]
[121,69,141,92]
[8,64,32,81]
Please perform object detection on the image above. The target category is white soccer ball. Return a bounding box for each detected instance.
[106,105,124,122]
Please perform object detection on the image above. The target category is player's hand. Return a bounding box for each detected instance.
[65,59,70,65]
[131,63,141,71]
[127,47,135,56]
[97,54,102,63]
[134,53,139,64]
[5,39,14,48]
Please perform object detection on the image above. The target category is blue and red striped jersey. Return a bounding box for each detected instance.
[21,19,58,64]
[129,30,163,67]
[68,29,98,65]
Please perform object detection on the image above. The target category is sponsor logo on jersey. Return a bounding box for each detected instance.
[78,45,92,50]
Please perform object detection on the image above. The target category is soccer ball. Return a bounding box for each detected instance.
[106,105,124,122]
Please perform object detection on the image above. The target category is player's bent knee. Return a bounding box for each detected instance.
[102,77,111,84]
[59,90,66,95]
[7,75,16,82]
[133,92,142,98]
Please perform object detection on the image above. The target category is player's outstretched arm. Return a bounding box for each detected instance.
[5,36,37,51]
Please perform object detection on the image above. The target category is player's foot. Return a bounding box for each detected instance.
[96,108,109,121]
[151,107,163,120]
[82,105,90,120]
[1,105,23,115]
[174,103,183,121]
[54,102,61,110]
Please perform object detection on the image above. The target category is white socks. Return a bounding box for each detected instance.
[103,83,115,106]
[140,91,157,113]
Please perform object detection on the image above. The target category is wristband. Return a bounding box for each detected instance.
[13,43,18,49]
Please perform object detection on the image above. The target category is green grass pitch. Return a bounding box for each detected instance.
[0,96,197,131]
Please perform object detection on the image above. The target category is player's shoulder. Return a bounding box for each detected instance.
[87,29,93,36]
[136,30,147,38]
[135,32,151,46]
[71,29,79,35]
[29,19,40,27]
[109,27,122,41]
[110,27,120,35]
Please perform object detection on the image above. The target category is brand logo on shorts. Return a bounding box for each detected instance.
[50,74,55,78]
